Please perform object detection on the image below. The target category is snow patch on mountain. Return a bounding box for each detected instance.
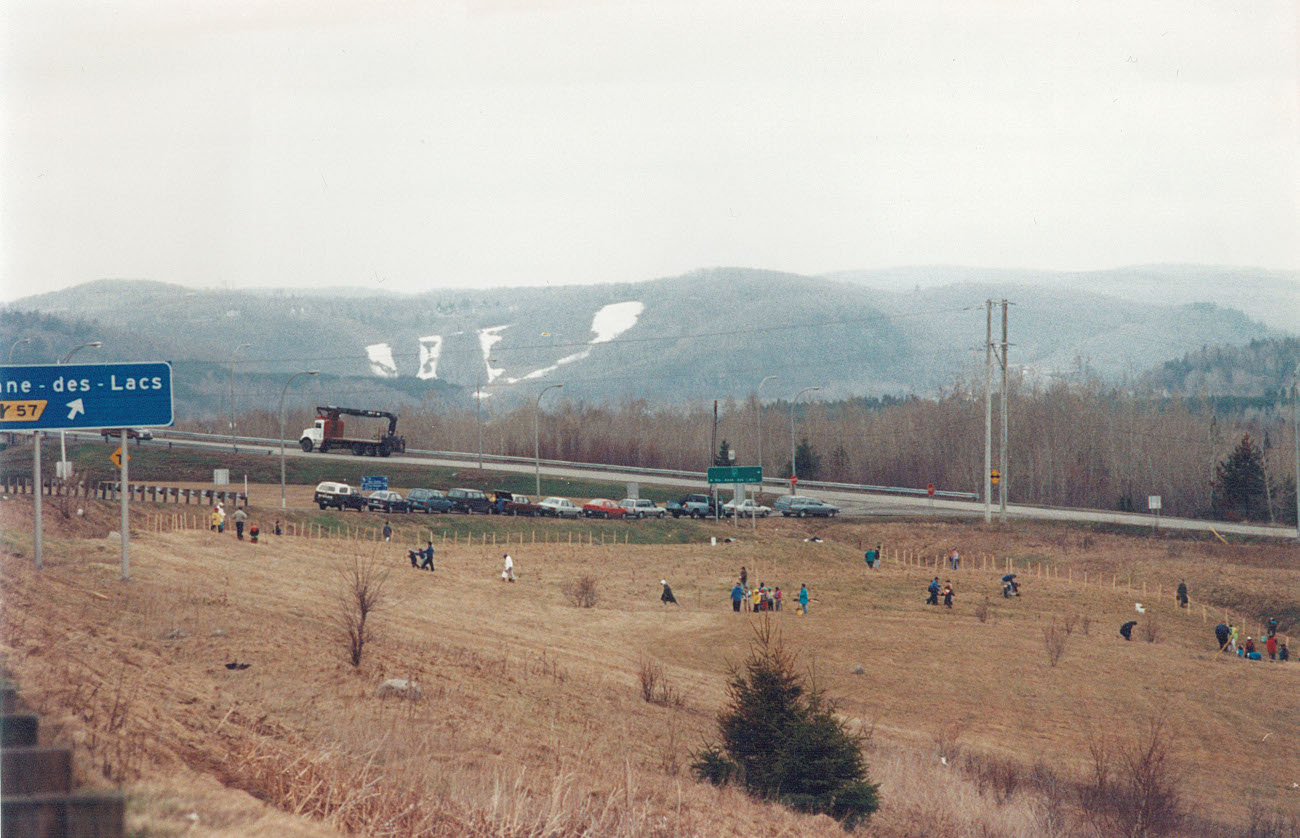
[478,325,509,383]
[590,301,644,343]
[366,342,398,378]
[417,335,442,380]
[506,301,644,384]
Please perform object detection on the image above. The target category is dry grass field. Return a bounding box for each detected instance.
[2,493,1297,837]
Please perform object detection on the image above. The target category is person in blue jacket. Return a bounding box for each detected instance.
[730,583,745,612]
[926,577,941,605]
[798,584,810,614]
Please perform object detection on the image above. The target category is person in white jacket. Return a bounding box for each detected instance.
[502,553,515,582]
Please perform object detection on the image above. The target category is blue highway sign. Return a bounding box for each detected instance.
[361,476,388,492]
[0,362,174,432]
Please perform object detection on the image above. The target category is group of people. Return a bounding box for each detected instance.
[1214,618,1289,662]
[926,577,956,608]
[209,503,280,543]
[408,541,436,571]
[402,545,515,581]
[726,566,809,614]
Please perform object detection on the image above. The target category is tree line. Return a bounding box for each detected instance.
[224,379,1297,524]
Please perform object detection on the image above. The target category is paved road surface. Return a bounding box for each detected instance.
[69,431,1299,541]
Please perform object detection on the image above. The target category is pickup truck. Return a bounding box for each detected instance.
[492,491,543,516]
[666,493,724,519]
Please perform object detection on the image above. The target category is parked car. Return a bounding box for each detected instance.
[405,488,455,514]
[538,496,581,518]
[620,498,666,519]
[365,490,409,513]
[723,498,772,518]
[102,427,152,441]
[314,481,365,511]
[772,495,840,517]
[447,487,492,514]
[492,491,543,516]
[665,493,725,519]
[582,498,628,519]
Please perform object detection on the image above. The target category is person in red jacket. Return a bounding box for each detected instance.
[1265,634,1278,660]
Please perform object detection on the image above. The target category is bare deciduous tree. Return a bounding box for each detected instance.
[332,552,389,667]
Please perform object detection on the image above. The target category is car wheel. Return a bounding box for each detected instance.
[318,502,327,510]
[300,438,313,452]
[797,510,805,518]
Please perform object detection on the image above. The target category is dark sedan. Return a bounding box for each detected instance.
[365,490,409,513]
[406,488,454,513]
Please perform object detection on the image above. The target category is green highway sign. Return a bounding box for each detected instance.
[707,466,763,484]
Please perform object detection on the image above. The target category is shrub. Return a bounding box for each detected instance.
[637,657,682,706]
[691,619,879,829]
[331,552,389,667]
[565,574,599,608]
[1042,621,1068,667]
[1141,617,1160,643]
[974,597,991,624]
[1081,714,1182,837]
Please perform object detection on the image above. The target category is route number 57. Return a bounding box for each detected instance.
[0,400,48,421]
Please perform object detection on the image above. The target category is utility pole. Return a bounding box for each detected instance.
[999,299,1009,522]
[984,300,993,523]
[711,400,718,467]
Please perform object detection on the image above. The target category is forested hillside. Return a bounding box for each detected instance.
[1144,337,1299,399]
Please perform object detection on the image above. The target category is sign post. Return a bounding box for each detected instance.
[1148,495,1162,531]
[33,432,42,570]
[120,428,130,581]
[1,362,174,580]
[927,482,936,515]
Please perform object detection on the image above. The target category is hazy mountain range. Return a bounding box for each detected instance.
[3,265,1295,417]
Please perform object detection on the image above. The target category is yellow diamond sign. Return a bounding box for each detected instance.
[110,446,122,468]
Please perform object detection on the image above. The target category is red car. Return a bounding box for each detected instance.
[582,498,628,519]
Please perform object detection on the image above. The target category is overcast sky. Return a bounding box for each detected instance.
[2,0,1296,301]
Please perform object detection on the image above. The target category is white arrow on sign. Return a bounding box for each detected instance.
[66,398,85,420]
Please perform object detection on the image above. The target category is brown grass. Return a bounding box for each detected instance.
[2,497,1297,837]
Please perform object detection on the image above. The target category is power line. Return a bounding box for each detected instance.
[227,304,976,367]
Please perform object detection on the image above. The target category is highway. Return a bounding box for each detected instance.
[67,429,1300,541]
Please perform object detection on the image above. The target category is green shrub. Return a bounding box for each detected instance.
[692,619,879,830]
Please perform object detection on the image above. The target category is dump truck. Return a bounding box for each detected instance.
[299,406,406,457]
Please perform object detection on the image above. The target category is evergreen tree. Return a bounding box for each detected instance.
[779,438,822,480]
[692,621,879,830]
[1212,434,1268,520]
[714,439,733,467]
[795,438,821,479]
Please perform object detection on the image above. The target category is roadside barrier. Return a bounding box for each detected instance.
[0,476,246,506]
